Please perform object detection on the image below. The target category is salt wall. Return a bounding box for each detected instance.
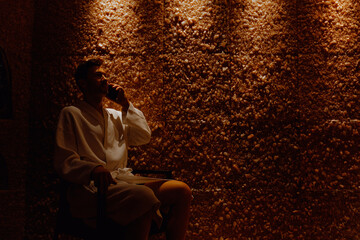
[1,0,360,239]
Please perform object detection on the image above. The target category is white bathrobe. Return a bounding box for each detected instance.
[54,100,161,226]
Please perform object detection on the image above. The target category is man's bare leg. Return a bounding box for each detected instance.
[146,180,192,240]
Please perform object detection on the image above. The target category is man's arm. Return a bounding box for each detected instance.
[111,84,151,146]
[54,108,104,185]
[91,165,116,194]
[122,102,151,146]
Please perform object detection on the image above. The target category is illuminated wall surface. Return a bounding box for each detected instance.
[1,0,359,239]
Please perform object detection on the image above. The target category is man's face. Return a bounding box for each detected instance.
[84,66,108,97]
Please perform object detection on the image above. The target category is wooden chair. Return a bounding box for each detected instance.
[53,170,172,240]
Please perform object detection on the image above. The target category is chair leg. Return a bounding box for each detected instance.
[97,190,107,233]
[53,215,60,240]
[53,232,59,240]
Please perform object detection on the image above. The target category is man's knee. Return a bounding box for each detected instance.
[176,181,192,200]
[162,180,192,202]
[131,185,158,202]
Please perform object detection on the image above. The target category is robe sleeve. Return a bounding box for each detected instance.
[54,108,101,185]
[122,102,151,146]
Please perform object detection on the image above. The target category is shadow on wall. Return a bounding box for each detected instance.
[0,46,12,119]
[0,154,8,190]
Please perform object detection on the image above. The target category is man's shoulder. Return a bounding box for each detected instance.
[61,105,81,114]
[59,104,83,119]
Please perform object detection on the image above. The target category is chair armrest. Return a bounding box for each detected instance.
[131,169,173,179]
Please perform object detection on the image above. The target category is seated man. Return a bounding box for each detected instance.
[54,58,192,240]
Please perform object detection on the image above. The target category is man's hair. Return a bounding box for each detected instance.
[74,58,103,92]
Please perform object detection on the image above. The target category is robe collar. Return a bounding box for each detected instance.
[76,100,106,122]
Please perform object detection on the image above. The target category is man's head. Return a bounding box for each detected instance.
[74,58,108,97]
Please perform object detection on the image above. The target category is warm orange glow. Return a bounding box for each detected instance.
[311,0,358,54]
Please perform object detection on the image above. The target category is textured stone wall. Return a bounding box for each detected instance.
[24,0,360,239]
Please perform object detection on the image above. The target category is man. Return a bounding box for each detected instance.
[54,58,192,240]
